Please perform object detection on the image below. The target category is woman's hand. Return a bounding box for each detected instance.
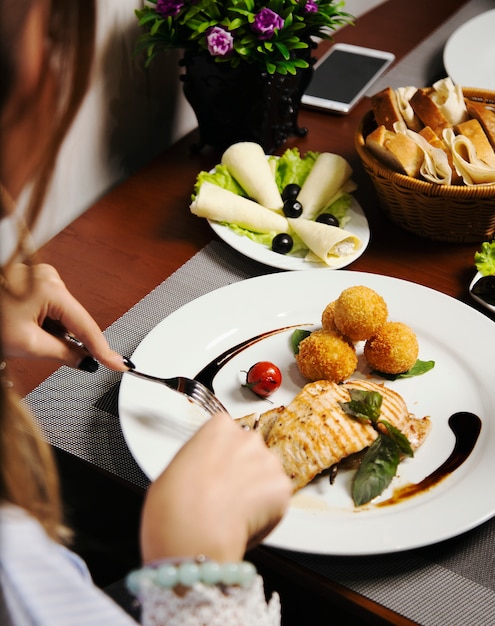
[140,412,292,564]
[0,263,127,371]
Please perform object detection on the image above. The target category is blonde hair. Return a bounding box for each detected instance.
[0,385,71,542]
[0,0,96,542]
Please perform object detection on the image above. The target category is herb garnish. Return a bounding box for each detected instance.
[291,329,311,354]
[339,389,414,506]
[373,359,435,380]
[340,388,382,423]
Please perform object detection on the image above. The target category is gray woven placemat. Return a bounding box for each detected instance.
[368,0,495,95]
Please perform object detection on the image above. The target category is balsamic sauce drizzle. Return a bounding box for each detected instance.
[194,323,310,390]
[379,412,481,505]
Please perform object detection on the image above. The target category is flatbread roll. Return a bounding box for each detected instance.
[297,153,353,220]
[455,118,495,168]
[419,126,461,184]
[190,182,289,233]
[395,86,422,131]
[430,77,468,126]
[405,129,452,185]
[443,129,495,186]
[287,218,360,266]
[221,142,283,210]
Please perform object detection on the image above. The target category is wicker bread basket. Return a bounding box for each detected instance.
[355,88,495,243]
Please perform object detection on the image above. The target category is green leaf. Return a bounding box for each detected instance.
[291,329,311,355]
[380,420,414,458]
[475,240,495,276]
[352,435,400,506]
[274,42,290,60]
[150,18,165,36]
[339,389,383,423]
[374,359,435,380]
[266,61,276,74]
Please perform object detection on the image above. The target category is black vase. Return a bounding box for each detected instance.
[180,51,315,154]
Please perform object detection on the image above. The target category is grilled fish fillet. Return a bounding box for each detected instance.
[238,379,431,491]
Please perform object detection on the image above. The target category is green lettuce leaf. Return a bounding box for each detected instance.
[193,165,245,198]
[474,240,495,276]
[321,193,353,227]
[272,148,319,190]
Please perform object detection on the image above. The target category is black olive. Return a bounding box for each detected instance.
[316,213,339,227]
[272,233,293,254]
[283,198,303,218]
[282,183,301,201]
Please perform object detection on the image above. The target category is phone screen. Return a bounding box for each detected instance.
[302,45,394,113]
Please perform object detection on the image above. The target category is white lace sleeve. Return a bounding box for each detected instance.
[139,575,281,626]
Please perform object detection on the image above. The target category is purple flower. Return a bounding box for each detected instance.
[251,8,284,40]
[301,0,318,13]
[206,26,234,56]
[156,0,185,18]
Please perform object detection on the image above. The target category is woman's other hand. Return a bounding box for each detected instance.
[140,412,292,564]
[0,263,127,371]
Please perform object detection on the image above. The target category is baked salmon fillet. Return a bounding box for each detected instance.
[237,379,431,491]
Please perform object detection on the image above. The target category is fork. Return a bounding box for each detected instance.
[40,318,228,418]
[124,368,229,417]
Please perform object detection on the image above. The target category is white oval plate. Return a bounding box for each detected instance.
[444,9,495,89]
[119,270,495,555]
[208,195,370,271]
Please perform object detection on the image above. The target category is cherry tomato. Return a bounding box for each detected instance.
[243,361,282,398]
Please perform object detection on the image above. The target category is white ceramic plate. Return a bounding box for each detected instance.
[444,9,495,89]
[119,270,495,555]
[208,196,370,271]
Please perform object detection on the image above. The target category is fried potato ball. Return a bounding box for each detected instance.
[333,285,388,342]
[321,300,338,332]
[296,329,358,383]
[364,321,419,374]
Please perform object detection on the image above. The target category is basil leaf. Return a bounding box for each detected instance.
[380,420,414,458]
[340,389,383,423]
[352,435,400,506]
[373,359,435,380]
[291,329,311,355]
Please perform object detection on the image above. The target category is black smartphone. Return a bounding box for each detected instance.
[302,43,395,114]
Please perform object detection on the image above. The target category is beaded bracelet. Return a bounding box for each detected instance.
[126,555,257,595]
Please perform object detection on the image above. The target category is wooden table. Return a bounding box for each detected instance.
[11,0,494,622]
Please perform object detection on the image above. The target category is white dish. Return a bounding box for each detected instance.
[119,270,495,555]
[444,9,495,89]
[208,196,370,271]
